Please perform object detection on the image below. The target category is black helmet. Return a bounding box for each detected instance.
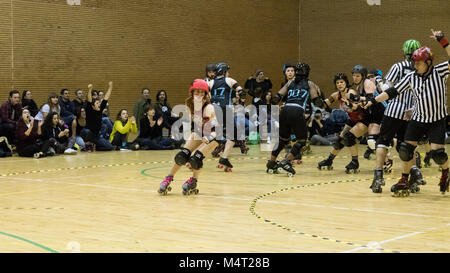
[295,62,310,79]
[215,62,230,76]
[282,63,295,73]
[351,65,367,78]
[334,73,349,87]
[205,63,216,73]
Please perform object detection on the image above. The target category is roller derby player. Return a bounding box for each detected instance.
[365,39,425,193]
[158,79,219,195]
[371,29,450,196]
[266,62,322,177]
[207,62,244,172]
[318,66,377,174]
[318,73,353,171]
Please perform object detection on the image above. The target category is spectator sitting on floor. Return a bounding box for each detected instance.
[21,90,39,117]
[109,109,139,150]
[15,108,48,158]
[59,88,75,126]
[80,82,115,151]
[0,90,22,145]
[134,104,175,150]
[41,112,75,155]
[34,93,60,122]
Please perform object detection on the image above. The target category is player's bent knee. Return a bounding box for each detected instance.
[430,148,448,165]
[189,150,205,170]
[398,142,416,162]
[343,132,357,147]
[175,148,191,166]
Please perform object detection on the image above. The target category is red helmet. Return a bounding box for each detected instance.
[411,46,433,62]
[188,79,209,95]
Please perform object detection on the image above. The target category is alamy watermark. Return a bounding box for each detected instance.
[170,103,280,152]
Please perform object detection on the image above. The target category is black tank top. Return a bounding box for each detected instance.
[210,77,234,106]
[285,79,311,110]
[76,118,86,135]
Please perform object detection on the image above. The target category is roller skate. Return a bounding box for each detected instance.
[158,175,173,195]
[182,177,199,195]
[439,169,449,195]
[266,160,280,174]
[237,140,249,154]
[423,152,431,167]
[217,157,233,172]
[211,143,225,158]
[383,159,393,174]
[370,168,385,193]
[364,147,374,160]
[409,166,426,193]
[415,152,422,169]
[345,160,360,174]
[391,176,410,197]
[318,157,333,170]
[277,159,296,177]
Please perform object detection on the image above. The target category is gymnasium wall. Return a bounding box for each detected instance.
[299,0,450,106]
[0,0,299,117]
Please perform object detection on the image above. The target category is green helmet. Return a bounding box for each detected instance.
[402,39,421,55]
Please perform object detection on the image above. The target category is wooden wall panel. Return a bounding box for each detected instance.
[299,0,450,105]
[0,0,299,118]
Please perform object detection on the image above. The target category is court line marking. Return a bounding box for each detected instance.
[0,231,58,253]
[342,228,438,253]
[0,154,360,177]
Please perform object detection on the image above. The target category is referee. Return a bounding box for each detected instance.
[371,29,450,195]
[369,39,423,193]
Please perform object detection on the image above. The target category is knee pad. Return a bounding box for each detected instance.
[398,142,416,162]
[367,134,378,150]
[290,139,306,157]
[332,137,345,150]
[189,150,205,170]
[174,148,191,166]
[342,132,357,147]
[272,138,289,158]
[376,136,390,150]
[430,148,448,165]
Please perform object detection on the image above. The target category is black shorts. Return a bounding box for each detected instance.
[376,116,408,147]
[404,118,446,145]
[346,118,370,127]
[279,105,307,140]
[367,104,385,125]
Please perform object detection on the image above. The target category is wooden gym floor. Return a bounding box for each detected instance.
[0,144,449,253]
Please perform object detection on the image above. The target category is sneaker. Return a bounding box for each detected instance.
[64,148,77,155]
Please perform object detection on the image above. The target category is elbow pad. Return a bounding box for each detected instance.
[385,87,398,100]
[312,97,324,108]
[273,93,283,104]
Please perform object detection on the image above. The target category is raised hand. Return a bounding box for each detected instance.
[430,29,444,40]
[157,117,163,126]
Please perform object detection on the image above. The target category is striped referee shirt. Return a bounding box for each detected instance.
[384,60,415,119]
[395,61,450,123]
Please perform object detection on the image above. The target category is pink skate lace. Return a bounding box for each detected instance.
[161,176,173,187]
[184,177,195,185]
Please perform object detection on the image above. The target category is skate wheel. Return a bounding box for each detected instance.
[277,167,283,173]
[225,168,232,172]
[287,173,293,177]
[167,186,172,192]
[217,164,223,169]
[328,166,333,170]
[267,169,274,174]
[194,189,199,194]
[297,160,302,165]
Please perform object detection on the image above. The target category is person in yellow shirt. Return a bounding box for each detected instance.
[110,109,138,150]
